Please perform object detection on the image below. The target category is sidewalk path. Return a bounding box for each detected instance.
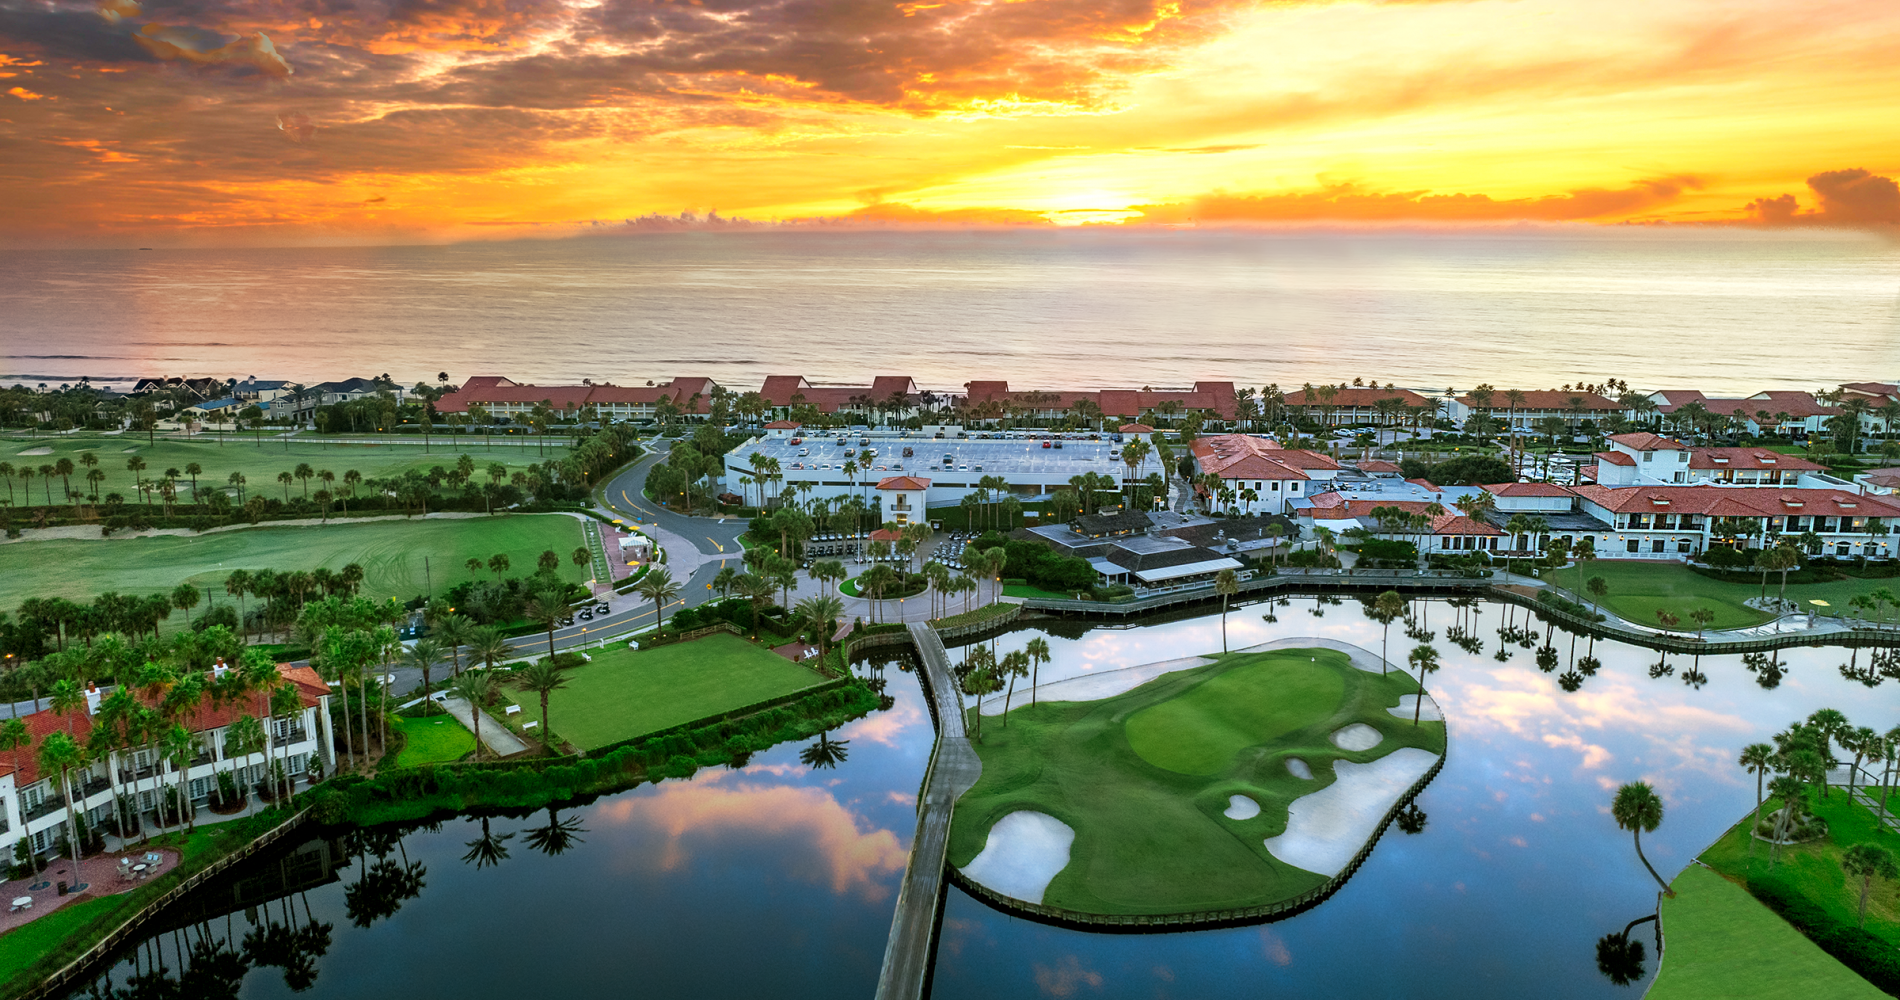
[440,696,529,757]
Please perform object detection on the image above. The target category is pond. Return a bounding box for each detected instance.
[60,599,1891,998]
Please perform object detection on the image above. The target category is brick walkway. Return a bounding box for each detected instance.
[0,846,180,934]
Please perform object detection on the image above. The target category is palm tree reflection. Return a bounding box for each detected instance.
[523,806,589,856]
[1395,803,1428,834]
[1595,914,1657,987]
[799,730,851,770]
[462,815,515,869]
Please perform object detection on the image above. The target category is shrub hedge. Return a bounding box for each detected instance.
[1747,873,1900,992]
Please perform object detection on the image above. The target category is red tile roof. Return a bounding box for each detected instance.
[1191,434,1338,481]
[1119,423,1154,433]
[875,476,931,490]
[1595,450,1636,467]
[1571,485,1900,518]
[1405,478,1442,492]
[1608,432,1686,451]
[1483,483,1576,498]
[1689,448,1825,471]
[436,377,712,414]
[1356,460,1402,473]
[1,665,325,788]
[1305,497,1443,520]
[867,528,906,542]
[1430,513,1505,536]
[764,420,802,429]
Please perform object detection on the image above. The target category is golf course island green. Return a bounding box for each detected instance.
[947,643,1446,918]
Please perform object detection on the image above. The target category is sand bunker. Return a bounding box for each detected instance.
[1224,795,1261,820]
[981,655,1214,714]
[1388,695,1442,722]
[1331,723,1382,751]
[1285,757,1314,780]
[15,447,50,456]
[1262,748,1439,876]
[959,811,1075,904]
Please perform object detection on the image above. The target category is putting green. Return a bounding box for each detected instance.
[950,647,1446,916]
[1125,657,1346,775]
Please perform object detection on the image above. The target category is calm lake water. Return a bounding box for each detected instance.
[61,603,1890,998]
[4,228,1897,395]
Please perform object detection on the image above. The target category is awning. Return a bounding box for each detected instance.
[1088,557,1126,577]
[1134,557,1245,584]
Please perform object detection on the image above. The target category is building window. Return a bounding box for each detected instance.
[1627,539,1640,553]
[1652,540,1666,553]
[1837,543,1850,555]
[1678,540,1693,553]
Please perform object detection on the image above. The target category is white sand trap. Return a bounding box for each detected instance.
[981,655,1214,714]
[959,811,1075,904]
[1263,748,1440,876]
[1285,757,1314,780]
[1388,695,1442,722]
[1331,723,1382,751]
[1224,795,1261,820]
[15,447,50,456]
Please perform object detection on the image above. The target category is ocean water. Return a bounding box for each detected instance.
[1,227,1895,395]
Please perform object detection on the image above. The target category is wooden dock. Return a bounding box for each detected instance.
[874,624,982,1000]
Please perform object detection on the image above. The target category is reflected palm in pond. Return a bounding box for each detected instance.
[1594,914,1657,987]
[800,730,851,770]
[1395,803,1428,835]
[522,807,588,856]
[462,816,515,869]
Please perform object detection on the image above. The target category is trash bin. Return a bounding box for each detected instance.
[56,881,67,896]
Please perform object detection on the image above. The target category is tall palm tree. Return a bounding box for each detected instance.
[1739,742,1775,857]
[1407,644,1439,724]
[449,670,499,759]
[1611,781,1673,895]
[467,627,516,673]
[37,731,87,867]
[998,649,1029,725]
[1213,568,1239,652]
[635,567,682,632]
[794,595,846,661]
[1025,636,1051,705]
[405,638,445,699]
[226,714,267,816]
[433,614,476,677]
[511,660,569,748]
[521,588,571,660]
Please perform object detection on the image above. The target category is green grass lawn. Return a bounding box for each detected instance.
[2,433,564,504]
[1700,784,1900,950]
[0,895,128,983]
[949,648,1445,915]
[0,513,587,610]
[1002,583,1082,601]
[392,713,476,766]
[1649,865,1885,999]
[1554,559,1898,631]
[498,631,830,750]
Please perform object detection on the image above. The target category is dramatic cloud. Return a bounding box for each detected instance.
[1743,168,1900,226]
[132,25,292,77]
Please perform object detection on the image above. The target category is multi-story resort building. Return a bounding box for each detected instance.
[0,664,333,864]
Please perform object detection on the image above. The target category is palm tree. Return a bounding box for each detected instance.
[1213,568,1239,652]
[635,567,682,632]
[1843,844,1900,928]
[405,638,445,699]
[998,649,1030,725]
[467,627,516,672]
[37,731,87,867]
[1739,742,1775,857]
[521,588,571,660]
[960,647,1001,742]
[1407,644,1439,724]
[1025,636,1051,705]
[1372,590,1404,675]
[225,714,267,816]
[1611,781,1673,896]
[511,660,569,748]
[433,614,476,677]
[449,670,499,759]
[794,595,846,661]
[1809,707,1850,799]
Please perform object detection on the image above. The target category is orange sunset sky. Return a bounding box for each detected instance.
[1,0,1897,245]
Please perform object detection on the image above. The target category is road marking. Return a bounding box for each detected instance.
[707,536,724,552]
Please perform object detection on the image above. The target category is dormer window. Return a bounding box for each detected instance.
[1643,451,1654,462]
[1712,456,1729,464]
[1758,455,1776,465]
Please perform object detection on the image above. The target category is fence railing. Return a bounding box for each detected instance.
[20,810,311,1000]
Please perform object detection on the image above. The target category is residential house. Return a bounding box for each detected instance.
[1190,434,1341,514]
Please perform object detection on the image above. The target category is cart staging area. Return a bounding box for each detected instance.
[947,642,1446,918]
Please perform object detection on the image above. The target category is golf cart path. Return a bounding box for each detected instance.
[440,696,529,756]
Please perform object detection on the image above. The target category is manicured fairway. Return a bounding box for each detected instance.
[949,647,1445,915]
[1649,865,1883,1000]
[1699,786,1900,951]
[499,632,830,750]
[392,714,477,766]
[0,514,587,609]
[2,433,564,503]
[1557,559,1899,631]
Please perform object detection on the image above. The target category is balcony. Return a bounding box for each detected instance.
[23,795,67,822]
